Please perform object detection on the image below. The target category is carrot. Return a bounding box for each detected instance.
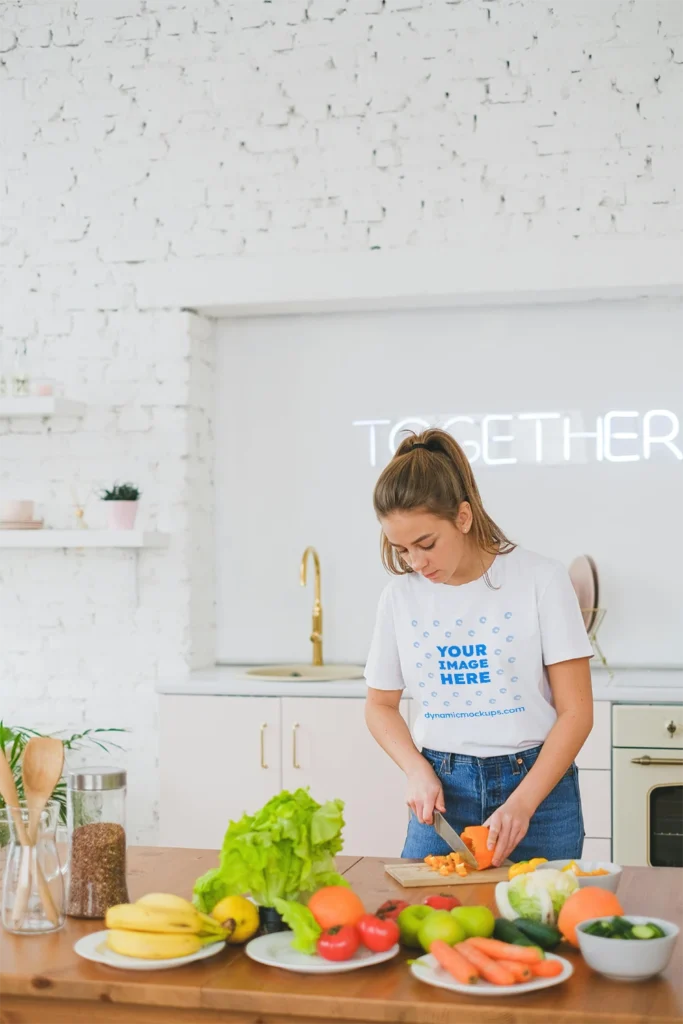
[497,959,532,983]
[458,941,516,986]
[430,940,479,985]
[530,958,563,978]
[466,936,544,964]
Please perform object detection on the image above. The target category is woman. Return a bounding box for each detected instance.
[364,428,593,867]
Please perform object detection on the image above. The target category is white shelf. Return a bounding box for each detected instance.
[0,530,168,549]
[0,397,85,418]
[134,239,682,316]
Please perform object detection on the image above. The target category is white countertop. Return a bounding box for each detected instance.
[158,665,683,704]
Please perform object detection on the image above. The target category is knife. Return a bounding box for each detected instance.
[432,812,480,869]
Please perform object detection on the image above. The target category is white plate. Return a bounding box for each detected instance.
[74,930,226,971]
[568,555,597,631]
[411,951,573,996]
[245,931,400,974]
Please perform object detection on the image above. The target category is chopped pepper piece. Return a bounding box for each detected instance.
[508,857,548,880]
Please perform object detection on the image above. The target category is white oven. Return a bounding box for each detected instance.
[613,704,683,867]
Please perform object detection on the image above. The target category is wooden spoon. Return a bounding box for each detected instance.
[15,738,64,928]
[22,737,64,845]
[0,747,30,845]
[0,747,33,927]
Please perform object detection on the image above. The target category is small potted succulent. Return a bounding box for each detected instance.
[100,482,141,530]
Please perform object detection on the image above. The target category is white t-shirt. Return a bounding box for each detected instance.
[365,547,593,757]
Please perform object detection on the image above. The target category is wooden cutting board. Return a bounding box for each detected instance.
[384,861,510,888]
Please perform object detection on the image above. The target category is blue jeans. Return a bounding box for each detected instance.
[402,744,584,861]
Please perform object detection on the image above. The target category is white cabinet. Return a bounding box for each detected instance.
[576,701,611,770]
[281,698,410,859]
[582,838,612,861]
[159,696,282,849]
[578,768,611,838]
[577,702,612,855]
[159,694,410,856]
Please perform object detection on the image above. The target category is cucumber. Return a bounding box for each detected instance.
[609,916,634,936]
[512,918,562,950]
[583,921,612,937]
[493,919,539,947]
[631,925,659,940]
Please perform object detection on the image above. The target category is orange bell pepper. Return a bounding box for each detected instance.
[460,825,495,870]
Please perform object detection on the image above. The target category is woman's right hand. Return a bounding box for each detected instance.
[406,760,446,825]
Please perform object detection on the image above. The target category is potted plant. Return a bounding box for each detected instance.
[0,724,126,848]
[100,482,141,530]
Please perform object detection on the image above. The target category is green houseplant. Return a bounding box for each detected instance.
[100,482,141,531]
[0,723,126,843]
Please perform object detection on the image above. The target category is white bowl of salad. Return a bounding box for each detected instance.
[539,860,622,893]
[577,916,679,981]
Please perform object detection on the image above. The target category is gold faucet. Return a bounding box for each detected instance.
[300,546,323,666]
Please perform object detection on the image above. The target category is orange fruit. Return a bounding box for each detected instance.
[557,886,624,947]
[307,886,365,930]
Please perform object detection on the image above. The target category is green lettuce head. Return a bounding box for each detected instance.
[506,869,578,923]
[193,788,347,912]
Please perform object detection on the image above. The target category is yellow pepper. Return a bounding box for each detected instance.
[508,857,548,879]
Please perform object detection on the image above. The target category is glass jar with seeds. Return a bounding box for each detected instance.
[65,767,129,919]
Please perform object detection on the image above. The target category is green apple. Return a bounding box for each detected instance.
[450,905,495,938]
[417,909,466,952]
[397,905,434,948]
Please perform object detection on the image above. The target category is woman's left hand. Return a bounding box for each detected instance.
[483,795,534,868]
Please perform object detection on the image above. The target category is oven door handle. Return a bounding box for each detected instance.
[630,755,683,766]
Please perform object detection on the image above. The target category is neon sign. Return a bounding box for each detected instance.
[352,410,682,467]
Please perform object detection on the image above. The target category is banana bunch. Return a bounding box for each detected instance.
[105,893,231,961]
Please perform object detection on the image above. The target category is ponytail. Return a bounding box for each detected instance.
[373,428,515,575]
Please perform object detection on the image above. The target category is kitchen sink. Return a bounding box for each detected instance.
[245,664,365,682]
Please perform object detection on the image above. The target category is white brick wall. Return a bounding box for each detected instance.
[0,0,681,843]
[0,309,214,845]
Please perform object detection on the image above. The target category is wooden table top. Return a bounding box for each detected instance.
[1,847,682,1024]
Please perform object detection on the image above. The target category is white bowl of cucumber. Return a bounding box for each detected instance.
[577,916,679,982]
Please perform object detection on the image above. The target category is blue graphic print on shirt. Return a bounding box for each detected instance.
[412,616,525,720]
[437,642,490,686]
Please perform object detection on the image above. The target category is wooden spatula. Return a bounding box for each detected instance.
[13,738,64,928]
[23,737,64,845]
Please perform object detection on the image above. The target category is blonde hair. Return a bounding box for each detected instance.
[373,428,515,576]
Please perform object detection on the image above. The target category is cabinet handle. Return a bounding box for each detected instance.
[292,723,301,769]
[666,720,678,738]
[631,755,683,766]
[260,723,268,770]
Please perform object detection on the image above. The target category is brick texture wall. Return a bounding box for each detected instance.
[0,0,681,842]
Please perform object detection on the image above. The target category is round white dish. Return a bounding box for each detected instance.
[568,555,597,630]
[577,916,679,982]
[411,951,573,997]
[74,931,226,971]
[538,860,622,893]
[245,932,399,974]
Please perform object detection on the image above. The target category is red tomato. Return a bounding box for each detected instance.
[423,894,462,911]
[357,914,401,953]
[375,899,410,921]
[317,925,361,962]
